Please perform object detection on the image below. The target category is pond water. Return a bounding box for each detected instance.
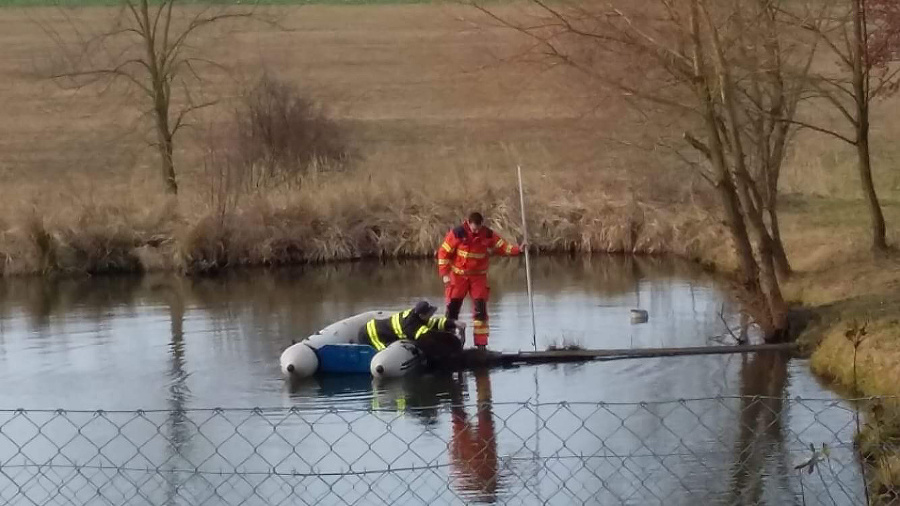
[0,256,865,505]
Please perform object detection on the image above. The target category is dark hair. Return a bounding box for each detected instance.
[467,212,484,226]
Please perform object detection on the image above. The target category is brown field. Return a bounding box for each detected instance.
[0,1,897,297]
[1,2,898,276]
[0,3,724,274]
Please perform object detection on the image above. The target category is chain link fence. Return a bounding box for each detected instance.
[0,385,889,506]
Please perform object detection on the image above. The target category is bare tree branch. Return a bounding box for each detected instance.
[776,116,856,144]
[778,3,856,68]
[171,100,219,136]
[872,65,900,96]
[162,11,253,73]
[42,0,263,194]
[470,1,700,116]
[52,58,155,97]
[805,76,859,125]
[609,6,695,76]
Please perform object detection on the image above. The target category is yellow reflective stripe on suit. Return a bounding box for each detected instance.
[417,316,447,338]
[391,313,407,339]
[441,242,453,253]
[367,320,385,351]
[431,316,447,330]
[457,250,486,259]
[451,266,488,276]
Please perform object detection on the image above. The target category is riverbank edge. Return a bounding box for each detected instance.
[0,199,736,278]
[791,256,900,501]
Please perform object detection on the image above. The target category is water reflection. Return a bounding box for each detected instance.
[284,356,812,505]
[0,255,741,337]
[449,369,502,503]
[165,279,192,506]
[729,352,792,505]
[289,369,505,502]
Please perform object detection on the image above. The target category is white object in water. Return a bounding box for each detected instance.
[280,342,319,377]
[280,310,392,378]
[370,340,424,379]
[630,309,649,324]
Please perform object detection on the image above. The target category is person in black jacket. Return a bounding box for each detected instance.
[358,301,466,351]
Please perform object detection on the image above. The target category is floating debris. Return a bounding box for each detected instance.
[630,309,649,324]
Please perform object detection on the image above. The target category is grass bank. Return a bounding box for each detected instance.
[798,269,900,502]
[0,163,732,276]
[782,199,900,501]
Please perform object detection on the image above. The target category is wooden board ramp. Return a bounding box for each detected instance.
[457,342,799,369]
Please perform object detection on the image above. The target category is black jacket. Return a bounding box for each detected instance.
[359,309,458,350]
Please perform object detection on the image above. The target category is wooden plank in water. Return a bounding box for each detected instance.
[460,342,798,368]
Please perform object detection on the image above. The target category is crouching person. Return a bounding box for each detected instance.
[358,301,466,369]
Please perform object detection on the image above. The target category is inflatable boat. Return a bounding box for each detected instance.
[281,310,455,379]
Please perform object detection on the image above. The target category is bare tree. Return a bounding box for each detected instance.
[783,0,900,251]
[729,1,821,279]
[472,0,818,339]
[47,0,256,194]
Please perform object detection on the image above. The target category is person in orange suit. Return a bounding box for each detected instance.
[449,368,500,503]
[436,212,525,349]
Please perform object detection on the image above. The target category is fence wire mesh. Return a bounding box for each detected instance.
[0,387,889,506]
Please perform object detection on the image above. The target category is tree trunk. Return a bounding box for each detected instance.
[154,91,177,194]
[154,80,176,194]
[142,0,178,196]
[734,175,789,341]
[700,0,788,340]
[856,126,887,251]
[853,0,888,251]
[689,0,759,290]
[767,198,792,279]
[758,0,794,280]
[158,132,178,195]
[767,120,792,279]
[720,178,760,288]
[753,218,789,341]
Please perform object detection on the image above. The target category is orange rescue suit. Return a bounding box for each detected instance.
[436,222,520,346]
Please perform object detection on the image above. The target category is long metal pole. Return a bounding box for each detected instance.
[517,165,537,351]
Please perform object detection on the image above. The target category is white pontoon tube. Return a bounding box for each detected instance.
[280,310,391,378]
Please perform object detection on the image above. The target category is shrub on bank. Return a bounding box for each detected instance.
[0,176,731,277]
[811,316,900,502]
